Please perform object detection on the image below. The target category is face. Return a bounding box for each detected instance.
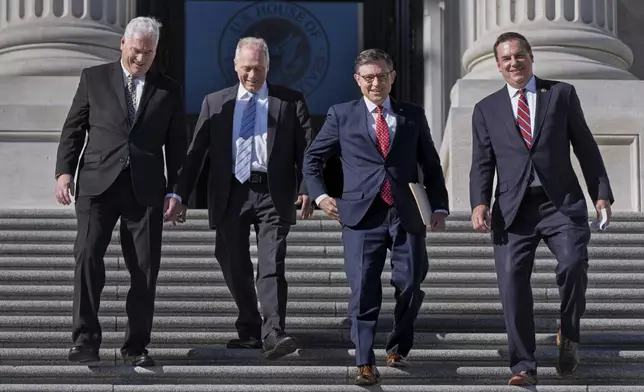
[234,45,269,93]
[354,60,396,106]
[120,34,157,76]
[495,39,533,89]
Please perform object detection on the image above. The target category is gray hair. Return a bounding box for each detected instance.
[235,37,270,66]
[124,16,162,45]
[354,49,394,73]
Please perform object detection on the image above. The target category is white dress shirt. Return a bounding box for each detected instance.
[316,96,448,217]
[120,60,145,109]
[232,82,269,173]
[506,75,541,187]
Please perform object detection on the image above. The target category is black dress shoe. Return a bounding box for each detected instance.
[227,336,262,349]
[556,328,580,377]
[122,352,155,367]
[68,346,100,363]
[262,331,297,360]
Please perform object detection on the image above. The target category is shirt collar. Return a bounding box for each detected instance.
[364,96,392,113]
[120,59,146,82]
[237,82,268,100]
[507,75,536,98]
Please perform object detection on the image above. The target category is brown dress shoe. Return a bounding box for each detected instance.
[386,353,406,368]
[508,370,538,386]
[556,328,580,377]
[355,365,380,385]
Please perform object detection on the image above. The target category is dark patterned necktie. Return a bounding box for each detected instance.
[125,75,137,124]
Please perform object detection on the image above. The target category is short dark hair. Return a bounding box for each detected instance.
[493,32,532,60]
[354,49,394,73]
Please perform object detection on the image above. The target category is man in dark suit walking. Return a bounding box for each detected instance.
[469,32,614,386]
[167,37,313,360]
[303,49,449,385]
[54,17,187,367]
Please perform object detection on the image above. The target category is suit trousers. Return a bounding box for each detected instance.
[72,168,163,355]
[492,188,590,374]
[341,198,429,366]
[214,176,291,340]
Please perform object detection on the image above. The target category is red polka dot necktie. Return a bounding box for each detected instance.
[375,106,393,205]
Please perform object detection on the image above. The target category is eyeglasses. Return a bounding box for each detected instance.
[358,71,392,84]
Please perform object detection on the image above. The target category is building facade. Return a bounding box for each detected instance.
[0,0,642,211]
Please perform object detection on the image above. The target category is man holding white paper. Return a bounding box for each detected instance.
[469,32,614,386]
[303,49,448,385]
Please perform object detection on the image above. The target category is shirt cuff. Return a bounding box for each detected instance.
[165,193,182,203]
[315,193,329,206]
[433,209,449,215]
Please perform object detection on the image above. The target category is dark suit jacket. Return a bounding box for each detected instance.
[55,61,187,208]
[303,98,449,235]
[469,76,614,229]
[176,83,312,228]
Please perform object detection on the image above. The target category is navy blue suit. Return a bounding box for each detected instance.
[304,97,448,365]
[469,77,613,375]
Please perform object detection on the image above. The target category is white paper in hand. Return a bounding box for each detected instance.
[590,208,609,231]
[409,182,432,225]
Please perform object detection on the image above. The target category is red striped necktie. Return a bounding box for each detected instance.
[517,88,532,148]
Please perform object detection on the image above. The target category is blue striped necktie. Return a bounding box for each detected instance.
[234,94,257,183]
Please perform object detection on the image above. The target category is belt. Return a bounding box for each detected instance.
[239,171,268,184]
[525,186,546,197]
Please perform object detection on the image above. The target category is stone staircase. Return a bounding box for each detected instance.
[0,208,643,391]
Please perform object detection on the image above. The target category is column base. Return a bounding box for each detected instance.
[0,76,81,208]
[441,78,644,212]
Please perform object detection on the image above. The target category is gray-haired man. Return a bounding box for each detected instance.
[55,16,187,367]
[167,37,314,360]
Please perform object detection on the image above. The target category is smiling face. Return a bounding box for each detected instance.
[120,34,157,76]
[234,45,269,94]
[354,60,396,106]
[495,39,534,89]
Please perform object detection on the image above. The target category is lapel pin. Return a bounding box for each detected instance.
[540,88,547,93]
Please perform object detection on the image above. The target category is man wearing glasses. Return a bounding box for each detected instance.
[303,48,449,385]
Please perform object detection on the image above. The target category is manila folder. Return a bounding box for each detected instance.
[409,182,432,226]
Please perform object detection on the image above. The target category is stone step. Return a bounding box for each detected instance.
[0,347,643,366]
[1,209,641,221]
[1,364,644,385]
[3,330,644,349]
[1,316,642,334]
[0,243,640,258]
[3,285,644,302]
[2,218,643,235]
[3,316,643,335]
[0,230,643,246]
[2,256,643,273]
[2,300,644,318]
[0,270,641,287]
[0,385,638,392]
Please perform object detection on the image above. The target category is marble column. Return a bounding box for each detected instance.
[461,0,635,80]
[0,0,136,76]
[439,0,644,213]
[0,0,135,208]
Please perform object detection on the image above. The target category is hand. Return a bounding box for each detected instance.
[55,174,75,205]
[164,196,187,225]
[595,199,612,229]
[472,204,491,233]
[318,197,339,221]
[430,211,447,232]
[295,194,314,219]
